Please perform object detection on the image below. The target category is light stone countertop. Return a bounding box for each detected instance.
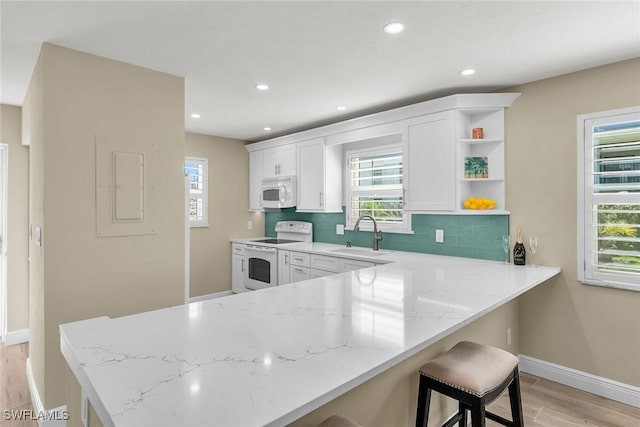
[60,245,560,427]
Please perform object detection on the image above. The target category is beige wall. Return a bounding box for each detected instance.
[503,58,640,386]
[23,51,46,399]
[0,105,30,334]
[23,43,185,409]
[186,132,263,297]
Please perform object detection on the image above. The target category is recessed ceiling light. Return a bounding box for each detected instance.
[255,83,269,91]
[461,69,476,76]
[336,106,347,111]
[264,127,272,131]
[383,22,405,34]
[191,113,201,118]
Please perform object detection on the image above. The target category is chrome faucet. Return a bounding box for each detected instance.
[353,215,383,251]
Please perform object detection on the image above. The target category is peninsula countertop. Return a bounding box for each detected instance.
[60,248,560,427]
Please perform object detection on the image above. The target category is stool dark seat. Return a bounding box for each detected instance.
[416,341,524,427]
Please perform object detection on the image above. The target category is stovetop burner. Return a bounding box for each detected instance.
[251,238,301,245]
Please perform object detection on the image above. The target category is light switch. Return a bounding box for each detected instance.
[435,229,444,243]
[247,221,253,230]
[336,224,345,235]
[35,226,42,247]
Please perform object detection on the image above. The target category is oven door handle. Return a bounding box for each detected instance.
[245,245,277,254]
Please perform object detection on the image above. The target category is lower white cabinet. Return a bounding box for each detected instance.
[310,254,340,273]
[278,250,291,285]
[291,266,311,282]
[282,250,377,285]
[340,258,375,272]
[231,244,246,293]
[311,268,334,278]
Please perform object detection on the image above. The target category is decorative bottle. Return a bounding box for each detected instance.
[513,227,526,265]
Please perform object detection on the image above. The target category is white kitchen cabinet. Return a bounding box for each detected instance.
[249,150,264,211]
[404,110,456,211]
[231,244,246,293]
[296,137,342,212]
[278,250,291,285]
[263,144,296,178]
[340,258,375,272]
[454,108,507,212]
[310,254,340,273]
[311,268,334,278]
[291,266,311,282]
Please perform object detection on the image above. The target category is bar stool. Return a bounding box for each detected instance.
[416,341,524,427]
[318,415,362,427]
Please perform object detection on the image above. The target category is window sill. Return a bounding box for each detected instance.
[189,223,209,229]
[580,278,639,292]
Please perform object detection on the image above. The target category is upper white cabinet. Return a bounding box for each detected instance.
[246,93,520,214]
[296,138,342,212]
[404,110,456,211]
[263,144,296,178]
[249,150,264,211]
[454,108,506,212]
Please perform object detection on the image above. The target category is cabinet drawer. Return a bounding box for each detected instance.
[291,266,310,282]
[340,258,375,272]
[310,254,340,273]
[232,243,245,255]
[290,252,311,267]
[311,268,334,279]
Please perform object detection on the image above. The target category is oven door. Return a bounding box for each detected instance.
[244,245,278,290]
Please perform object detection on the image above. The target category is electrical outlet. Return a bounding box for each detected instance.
[435,229,444,243]
[336,224,345,235]
[247,221,253,230]
[506,327,512,346]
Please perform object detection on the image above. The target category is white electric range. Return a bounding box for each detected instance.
[238,221,313,291]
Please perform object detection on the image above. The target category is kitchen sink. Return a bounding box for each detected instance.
[330,248,388,257]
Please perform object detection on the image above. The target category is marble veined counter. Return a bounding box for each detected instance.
[60,251,560,427]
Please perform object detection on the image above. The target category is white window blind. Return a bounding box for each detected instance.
[346,146,409,232]
[578,108,640,290]
[185,157,208,227]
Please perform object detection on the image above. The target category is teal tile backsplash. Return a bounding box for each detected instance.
[265,208,509,261]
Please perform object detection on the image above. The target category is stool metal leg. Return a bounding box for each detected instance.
[470,401,486,427]
[416,376,432,427]
[508,368,524,427]
[458,402,467,427]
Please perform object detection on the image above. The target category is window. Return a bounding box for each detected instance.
[345,145,410,232]
[578,107,640,291]
[185,157,208,227]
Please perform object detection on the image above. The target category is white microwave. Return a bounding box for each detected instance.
[261,176,296,209]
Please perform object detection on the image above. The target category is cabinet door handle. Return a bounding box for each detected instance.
[275,164,278,175]
[293,268,304,273]
[402,186,407,202]
[278,164,281,174]
[285,253,289,265]
[241,258,245,272]
[319,191,324,207]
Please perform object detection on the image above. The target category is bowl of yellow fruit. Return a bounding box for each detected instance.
[463,197,497,210]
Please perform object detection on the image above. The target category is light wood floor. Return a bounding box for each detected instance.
[1,342,638,427]
[0,342,36,427]
[486,372,640,427]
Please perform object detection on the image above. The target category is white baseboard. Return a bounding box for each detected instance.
[519,354,640,408]
[189,290,233,303]
[3,328,29,346]
[26,357,68,426]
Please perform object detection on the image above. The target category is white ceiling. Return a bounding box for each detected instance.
[2,1,639,142]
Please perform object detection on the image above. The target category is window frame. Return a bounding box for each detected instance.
[185,156,209,228]
[344,143,412,234]
[577,106,640,291]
